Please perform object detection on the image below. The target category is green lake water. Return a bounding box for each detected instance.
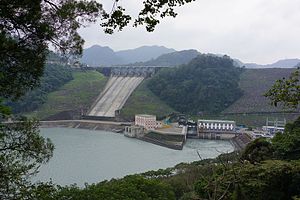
[36,127,234,186]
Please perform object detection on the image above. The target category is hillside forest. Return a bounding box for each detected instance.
[148,55,244,114]
[7,63,73,114]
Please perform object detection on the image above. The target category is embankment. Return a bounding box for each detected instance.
[231,133,252,151]
[141,131,185,150]
[40,120,130,132]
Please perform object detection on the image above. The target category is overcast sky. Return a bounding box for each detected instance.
[78,0,300,64]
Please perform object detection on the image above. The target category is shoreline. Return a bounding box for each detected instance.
[39,120,130,133]
[39,120,245,151]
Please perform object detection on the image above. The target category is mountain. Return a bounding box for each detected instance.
[244,58,300,68]
[81,45,123,66]
[134,49,200,66]
[115,45,175,64]
[81,45,176,66]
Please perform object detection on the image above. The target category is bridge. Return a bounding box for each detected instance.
[84,66,159,119]
[97,65,169,77]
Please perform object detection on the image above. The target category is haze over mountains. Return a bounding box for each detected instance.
[243,58,300,68]
[81,44,300,68]
[81,45,175,66]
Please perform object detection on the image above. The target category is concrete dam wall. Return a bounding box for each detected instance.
[87,76,144,118]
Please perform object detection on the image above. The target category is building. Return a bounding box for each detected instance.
[197,119,236,139]
[135,114,157,130]
[124,126,145,138]
[262,118,286,134]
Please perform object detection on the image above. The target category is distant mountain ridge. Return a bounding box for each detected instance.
[81,44,300,69]
[81,45,175,66]
[116,46,175,64]
[81,45,123,66]
[131,49,201,66]
[243,58,300,68]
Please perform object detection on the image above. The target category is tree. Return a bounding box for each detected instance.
[240,138,274,164]
[0,119,54,199]
[265,68,300,160]
[265,69,300,108]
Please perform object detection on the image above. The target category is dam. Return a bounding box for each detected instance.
[87,76,144,118]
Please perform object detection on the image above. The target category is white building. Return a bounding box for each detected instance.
[198,119,236,132]
[135,114,157,130]
[197,119,236,139]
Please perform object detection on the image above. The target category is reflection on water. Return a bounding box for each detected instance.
[36,128,233,186]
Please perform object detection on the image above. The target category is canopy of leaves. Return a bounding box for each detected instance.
[0,119,54,200]
[148,54,244,114]
[194,160,300,200]
[30,175,176,200]
[240,138,274,164]
[265,69,300,108]
[272,116,300,160]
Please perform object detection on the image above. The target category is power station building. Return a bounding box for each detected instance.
[197,119,237,139]
[135,114,158,130]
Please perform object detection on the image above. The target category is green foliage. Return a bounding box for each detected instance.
[240,116,300,162]
[265,69,300,108]
[148,55,243,114]
[272,116,300,160]
[35,175,176,200]
[240,138,274,164]
[194,160,300,200]
[102,0,196,33]
[28,71,107,120]
[232,160,300,200]
[0,119,54,199]
[7,63,73,114]
[120,79,175,120]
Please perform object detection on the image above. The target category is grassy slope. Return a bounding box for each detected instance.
[29,71,107,120]
[120,79,175,120]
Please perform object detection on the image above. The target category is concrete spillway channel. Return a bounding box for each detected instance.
[87,76,144,117]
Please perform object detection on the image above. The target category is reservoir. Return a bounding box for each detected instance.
[36,128,234,186]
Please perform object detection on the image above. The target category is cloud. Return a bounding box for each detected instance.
[79,0,300,64]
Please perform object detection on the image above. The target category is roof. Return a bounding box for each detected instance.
[135,114,156,118]
[198,119,236,123]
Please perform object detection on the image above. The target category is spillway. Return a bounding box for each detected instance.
[87,76,144,117]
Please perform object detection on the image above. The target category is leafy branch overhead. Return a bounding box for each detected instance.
[265,69,300,108]
[102,0,195,33]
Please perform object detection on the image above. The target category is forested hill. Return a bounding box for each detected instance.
[147,55,244,114]
[7,63,73,114]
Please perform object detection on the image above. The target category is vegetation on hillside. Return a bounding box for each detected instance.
[148,55,243,114]
[28,71,107,120]
[7,64,73,114]
[120,80,175,120]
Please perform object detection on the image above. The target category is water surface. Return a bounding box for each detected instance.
[36,128,233,186]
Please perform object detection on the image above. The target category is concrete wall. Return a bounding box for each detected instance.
[87,76,144,118]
